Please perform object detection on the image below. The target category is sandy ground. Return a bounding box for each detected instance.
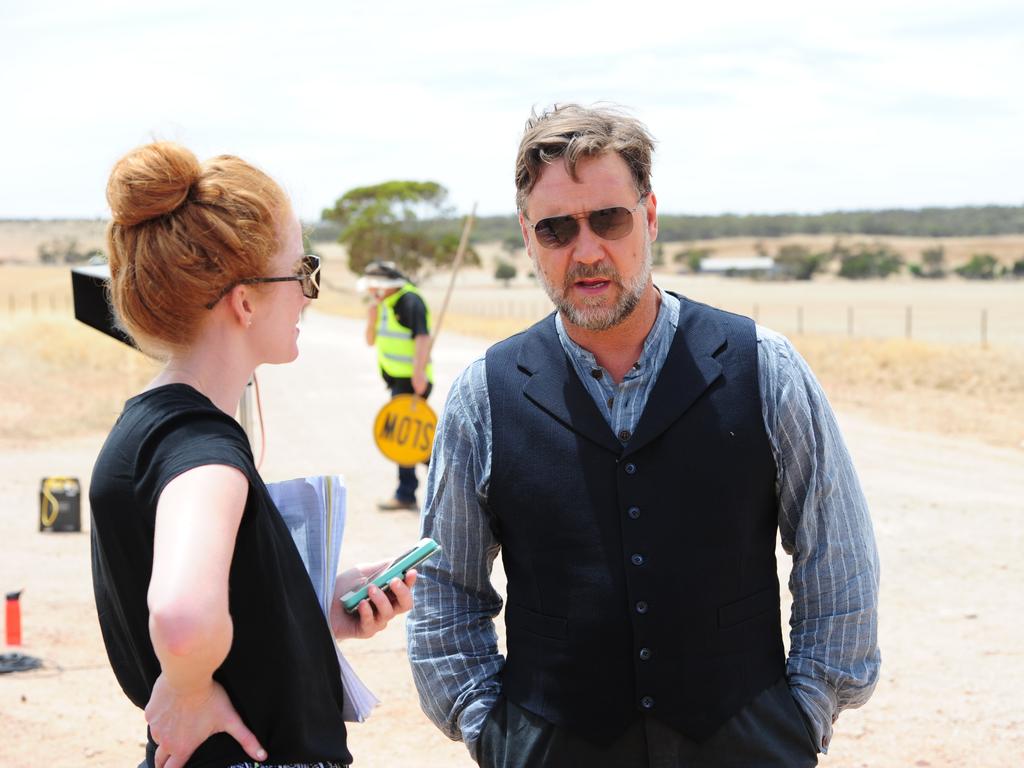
[1,310,1023,767]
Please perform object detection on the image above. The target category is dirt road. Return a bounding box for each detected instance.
[1,310,1021,767]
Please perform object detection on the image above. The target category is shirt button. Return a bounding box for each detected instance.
[640,695,655,709]
[639,647,652,661]
[627,506,640,519]
[624,462,637,475]
[635,600,648,614]
[590,368,603,379]
[618,429,631,441]
[630,554,645,566]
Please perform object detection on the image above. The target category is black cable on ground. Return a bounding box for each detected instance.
[0,652,44,674]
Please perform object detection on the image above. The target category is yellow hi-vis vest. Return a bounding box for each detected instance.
[376,283,433,381]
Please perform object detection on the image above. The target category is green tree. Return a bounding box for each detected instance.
[501,234,524,256]
[1012,258,1024,278]
[431,232,479,269]
[837,241,903,279]
[911,245,946,279]
[675,246,713,273]
[321,181,477,275]
[954,253,999,280]
[774,244,828,280]
[652,242,666,267]
[38,237,96,264]
[494,260,517,287]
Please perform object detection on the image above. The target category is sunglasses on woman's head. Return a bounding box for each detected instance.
[205,254,321,310]
[524,196,647,250]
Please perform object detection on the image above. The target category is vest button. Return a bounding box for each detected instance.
[635,600,648,614]
[640,695,655,709]
[627,506,640,519]
[618,429,631,442]
[630,553,645,566]
[639,647,652,661]
[624,462,637,475]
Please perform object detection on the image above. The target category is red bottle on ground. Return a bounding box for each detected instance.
[5,591,22,646]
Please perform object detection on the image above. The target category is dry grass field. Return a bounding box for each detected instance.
[2,255,1023,451]
[1,230,1023,767]
[0,219,107,264]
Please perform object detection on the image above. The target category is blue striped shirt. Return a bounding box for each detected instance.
[407,290,880,755]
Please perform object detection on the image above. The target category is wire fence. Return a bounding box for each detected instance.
[4,290,1020,348]
[3,292,74,315]
[433,296,1022,349]
[748,302,1005,348]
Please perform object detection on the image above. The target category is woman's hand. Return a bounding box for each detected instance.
[145,674,266,768]
[329,561,417,640]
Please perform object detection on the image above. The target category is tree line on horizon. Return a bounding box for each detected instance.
[310,202,1024,246]
[313,182,1024,284]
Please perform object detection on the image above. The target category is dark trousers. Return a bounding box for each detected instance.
[386,378,432,502]
[475,677,819,768]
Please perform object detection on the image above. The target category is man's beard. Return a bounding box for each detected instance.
[533,234,652,331]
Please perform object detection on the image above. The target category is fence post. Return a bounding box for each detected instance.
[905,305,912,340]
[8,295,14,314]
[847,306,854,337]
[31,293,38,315]
[981,308,988,349]
[753,303,760,322]
[796,306,803,335]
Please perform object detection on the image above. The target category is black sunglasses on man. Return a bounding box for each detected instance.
[524,196,647,250]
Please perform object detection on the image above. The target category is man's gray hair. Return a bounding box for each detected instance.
[514,103,656,214]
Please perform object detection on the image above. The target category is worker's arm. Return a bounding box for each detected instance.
[412,333,430,396]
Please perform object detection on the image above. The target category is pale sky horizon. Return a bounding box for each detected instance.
[2,0,1022,221]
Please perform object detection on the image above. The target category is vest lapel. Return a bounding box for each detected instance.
[517,316,622,454]
[624,300,726,457]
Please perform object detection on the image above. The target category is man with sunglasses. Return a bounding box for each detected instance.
[360,260,433,511]
[409,104,880,767]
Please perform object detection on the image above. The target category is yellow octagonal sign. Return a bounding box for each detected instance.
[373,394,438,467]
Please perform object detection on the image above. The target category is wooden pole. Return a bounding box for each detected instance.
[427,203,477,358]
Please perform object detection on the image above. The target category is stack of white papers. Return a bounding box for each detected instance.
[266,474,379,722]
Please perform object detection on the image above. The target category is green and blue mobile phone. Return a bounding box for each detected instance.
[340,537,441,613]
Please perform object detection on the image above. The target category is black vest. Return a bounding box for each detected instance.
[484,296,784,743]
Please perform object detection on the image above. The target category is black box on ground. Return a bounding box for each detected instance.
[39,477,81,533]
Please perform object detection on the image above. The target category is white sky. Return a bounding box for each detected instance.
[2,0,1022,219]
